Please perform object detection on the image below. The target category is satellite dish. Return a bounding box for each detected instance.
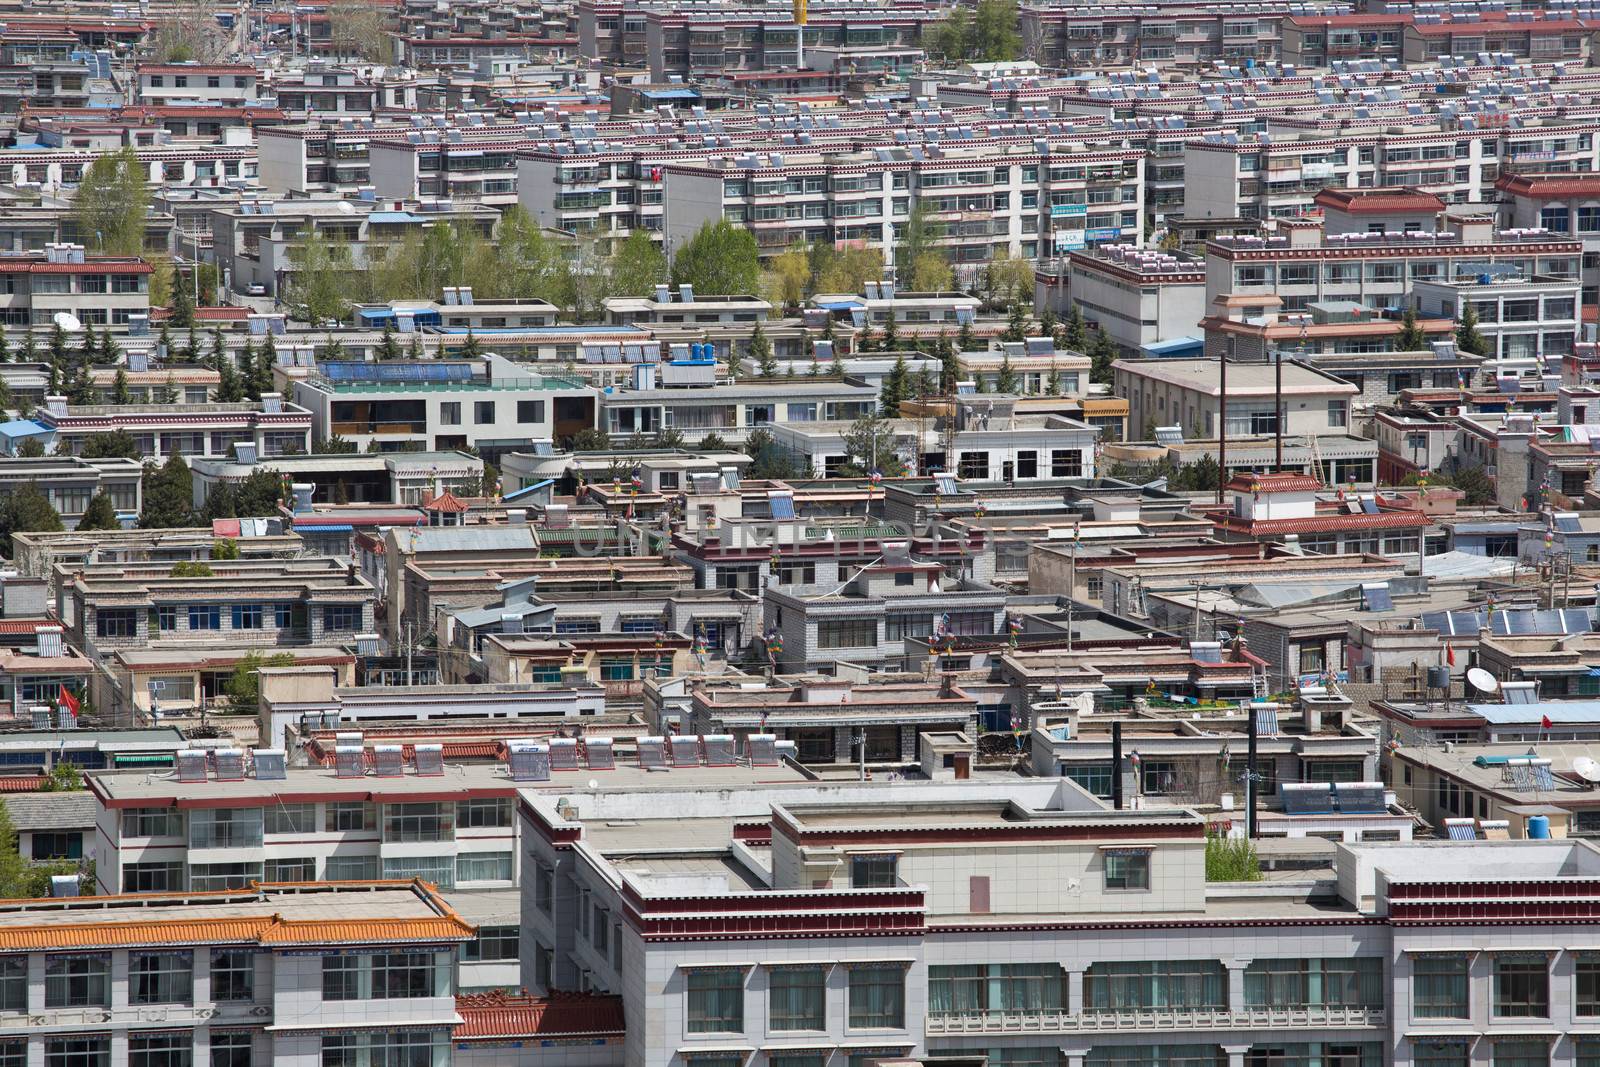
[1467,667,1499,694]
[52,312,81,332]
[1575,756,1600,784]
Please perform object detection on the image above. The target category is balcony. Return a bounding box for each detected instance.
[925,1005,1386,1036]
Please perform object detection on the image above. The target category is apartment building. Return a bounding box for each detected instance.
[1401,11,1593,64]
[135,63,260,105]
[289,356,598,460]
[660,145,1143,270]
[0,880,472,1067]
[0,456,142,529]
[1059,245,1206,355]
[1020,2,1316,68]
[1412,270,1582,365]
[522,776,1600,1067]
[271,64,409,117]
[0,244,151,329]
[1281,13,1408,66]
[1113,357,1358,442]
[1202,209,1584,319]
[369,134,523,206]
[1496,172,1600,307]
[598,373,879,446]
[32,394,313,462]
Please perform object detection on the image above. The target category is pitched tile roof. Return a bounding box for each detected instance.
[454,991,626,1041]
[1225,472,1321,493]
[1313,187,1446,215]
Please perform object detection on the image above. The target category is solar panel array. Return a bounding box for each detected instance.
[1334,783,1387,814]
[550,738,581,770]
[748,734,778,766]
[1361,582,1394,612]
[670,735,702,766]
[1280,783,1336,814]
[638,736,667,769]
[508,741,551,782]
[585,738,615,769]
[334,745,366,779]
[253,749,287,781]
[374,745,404,777]
[214,749,245,781]
[1500,682,1537,704]
[1445,818,1477,840]
[769,493,796,520]
[176,750,208,783]
[414,744,445,776]
[1253,705,1280,736]
[704,734,736,766]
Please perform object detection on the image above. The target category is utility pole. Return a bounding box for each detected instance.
[404,620,414,686]
[1274,346,1284,472]
[1217,342,1229,504]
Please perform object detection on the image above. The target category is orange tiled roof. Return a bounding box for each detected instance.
[455,990,625,1041]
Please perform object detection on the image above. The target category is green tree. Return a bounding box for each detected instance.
[985,253,1035,310]
[216,356,244,402]
[1395,305,1427,352]
[744,427,803,480]
[79,431,141,459]
[898,201,943,282]
[1449,465,1495,505]
[460,328,483,359]
[567,427,612,451]
[211,537,241,560]
[609,229,668,298]
[996,352,1021,394]
[932,5,973,58]
[15,439,43,458]
[285,229,354,324]
[76,491,122,531]
[1065,304,1087,350]
[313,433,358,454]
[856,321,878,354]
[168,560,213,578]
[74,146,150,256]
[0,483,62,553]
[936,331,962,393]
[1456,303,1488,356]
[973,0,1021,60]
[0,802,28,898]
[670,220,760,297]
[908,251,954,293]
[378,319,401,360]
[763,245,811,309]
[155,374,178,404]
[138,454,195,529]
[1001,302,1029,343]
[699,432,730,451]
[234,468,287,517]
[0,324,11,364]
[910,366,936,399]
[841,413,907,477]
[254,335,277,397]
[1089,327,1117,385]
[956,320,976,354]
[1205,831,1262,882]
[881,314,900,353]
[880,352,909,416]
[40,761,83,792]
[206,327,225,371]
[170,277,195,329]
[110,368,132,404]
[222,651,298,713]
[750,323,777,378]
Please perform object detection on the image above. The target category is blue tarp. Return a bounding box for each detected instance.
[639,88,699,100]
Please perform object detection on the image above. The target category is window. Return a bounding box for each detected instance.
[189,808,262,849]
[188,605,221,630]
[32,832,82,860]
[381,855,454,887]
[818,619,877,649]
[848,965,905,1028]
[384,803,453,842]
[232,604,263,630]
[1492,1041,1548,1067]
[130,952,193,1005]
[1104,850,1150,890]
[1062,763,1113,798]
[47,1037,110,1067]
[1051,449,1083,477]
[1245,958,1382,1008]
[265,857,316,881]
[687,968,744,1033]
[321,1033,441,1067]
[456,798,510,827]
[1413,956,1469,1018]
[1085,1049,1225,1067]
[210,1033,252,1067]
[0,957,24,1012]
[958,452,990,479]
[457,852,513,882]
[264,803,317,835]
[324,854,380,880]
[324,952,437,1001]
[46,955,110,1007]
[326,801,373,832]
[462,926,520,962]
[535,864,554,914]
[850,854,898,888]
[124,861,184,892]
[1579,954,1600,1015]
[1017,451,1038,479]
[322,605,361,632]
[1084,961,1225,1012]
[157,606,177,631]
[928,964,1063,1016]
[1328,400,1348,428]
[440,402,461,426]
[96,608,138,638]
[770,966,826,1030]
[189,863,263,892]
[475,401,496,424]
[212,950,255,1002]
[517,400,545,423]
[1494,956,1549,1017]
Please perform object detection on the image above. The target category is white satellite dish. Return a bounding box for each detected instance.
[1574,756,1600,784]
[52,312,81,332]
[1467,667,1499,694]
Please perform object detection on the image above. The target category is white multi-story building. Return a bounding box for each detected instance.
[521,775,1600,1067]
[136,64,261,105]
[0,879,470,1067]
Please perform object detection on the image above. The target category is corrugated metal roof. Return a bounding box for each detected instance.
[411,527,537,553]
[1471,703,1600,725]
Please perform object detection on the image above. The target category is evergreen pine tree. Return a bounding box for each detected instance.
[111,368,132,404]
[76,491,121,531]
[378,319,401,360]
[751,323,777,378]
[0,324,11,363]
[138,454,195,528]
[880,352,909,417]
[997,352,1020,394]
[956,321,975,354]
[1066,304,1087,350]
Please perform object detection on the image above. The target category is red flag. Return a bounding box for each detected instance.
[57,685,79,717]
[1445,645,1455,666]
[1542,715,1554,730]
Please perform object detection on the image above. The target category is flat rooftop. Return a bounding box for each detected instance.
[1112,358,1359,397]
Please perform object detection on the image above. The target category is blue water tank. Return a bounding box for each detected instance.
[1528,815,1551,839]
